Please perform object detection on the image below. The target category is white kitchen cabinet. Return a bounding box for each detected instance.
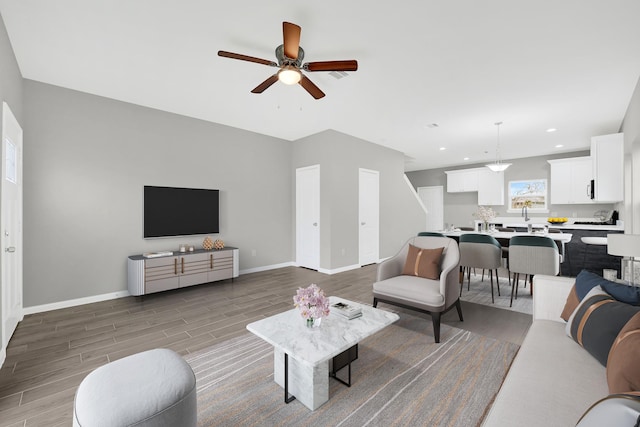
[548,157,593,204]
[445,168,480,192]
[478,168,504,205]
[591,133,624,203]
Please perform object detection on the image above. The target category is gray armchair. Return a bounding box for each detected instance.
[373,236,462,343]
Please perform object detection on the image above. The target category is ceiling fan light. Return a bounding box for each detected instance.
[278,66,302,85]
[485,162,512,172]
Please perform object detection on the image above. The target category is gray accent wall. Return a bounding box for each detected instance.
[0,12,22,122]
[406,151,618,228]
[23,80,293,307]
[293,130,426,270]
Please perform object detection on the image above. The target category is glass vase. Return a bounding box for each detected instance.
[306,317,322,328]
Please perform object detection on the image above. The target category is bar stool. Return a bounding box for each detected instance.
[581,236,608,274]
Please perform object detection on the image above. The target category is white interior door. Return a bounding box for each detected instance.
[296,165,320,270]
[1,102,24,365]
[359,168,379,266]
[418,186,444,231]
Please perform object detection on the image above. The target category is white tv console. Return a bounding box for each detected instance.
[127,247,239,296]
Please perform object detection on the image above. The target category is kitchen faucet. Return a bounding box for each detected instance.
[522,205,530,221]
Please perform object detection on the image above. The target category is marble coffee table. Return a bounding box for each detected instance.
[246,296,399,410]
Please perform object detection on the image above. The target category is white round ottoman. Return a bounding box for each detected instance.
[73,348,197,427]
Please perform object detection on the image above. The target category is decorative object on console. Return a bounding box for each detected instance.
[607,234,640,287]
[293,284,330,328]
[179,244,187,253]
[202,236,214,250]
[485,121,512,172]
[213,239,225,249]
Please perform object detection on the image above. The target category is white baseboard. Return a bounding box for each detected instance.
[23,291,131,316]
[22,260,370,316]
[318,263,362,275]
[239,261,296,275]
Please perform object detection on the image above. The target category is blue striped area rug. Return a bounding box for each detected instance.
[185,312,519,427]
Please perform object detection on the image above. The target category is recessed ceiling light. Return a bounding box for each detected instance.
[464,157,470,161]
[439,147,446,151]
[555,144,564,148]
[546,128,557,133]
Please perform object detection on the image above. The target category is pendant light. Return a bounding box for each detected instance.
[486,121,511,172]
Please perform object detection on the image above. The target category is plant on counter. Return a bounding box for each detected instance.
[473,206,497,230]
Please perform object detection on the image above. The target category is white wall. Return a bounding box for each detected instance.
[292,130,425,270]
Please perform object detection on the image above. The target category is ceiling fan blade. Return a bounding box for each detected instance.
[218,50,277,67]
[304,60,358,72]
[299,75,325,99]
[283,22,301,59]
[251,74,279,94]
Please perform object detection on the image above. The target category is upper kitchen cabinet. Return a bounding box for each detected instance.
[548,157,593,204]
[591,133,623,203]
[478,168,505,205]
[445,168,479,192]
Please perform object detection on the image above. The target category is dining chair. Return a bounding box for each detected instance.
[496,227,515,268]
[548,228,566,262]
[458,233,503,303]
[417,231,445,237]
[508,235,560,307]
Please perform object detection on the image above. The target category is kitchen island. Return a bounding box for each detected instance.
[484,218,623,277]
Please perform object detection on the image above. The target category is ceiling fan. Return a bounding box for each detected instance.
[218,22,358,99]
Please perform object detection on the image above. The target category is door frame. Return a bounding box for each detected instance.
[295,164,320,270]
[1,102,24,367]
[418,185,444,231]
[358,168,380,266]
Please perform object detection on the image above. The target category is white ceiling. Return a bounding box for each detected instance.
[1,1,640,171]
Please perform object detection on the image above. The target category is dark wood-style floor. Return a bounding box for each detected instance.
[0,265,531,426]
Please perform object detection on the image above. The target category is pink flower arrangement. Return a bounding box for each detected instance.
[293,284,330,321]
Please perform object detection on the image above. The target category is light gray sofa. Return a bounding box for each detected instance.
[482,275,609,427]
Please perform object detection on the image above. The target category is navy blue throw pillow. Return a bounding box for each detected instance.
[575,269,640,305]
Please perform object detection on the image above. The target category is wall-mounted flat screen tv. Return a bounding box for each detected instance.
[144,186,219,238]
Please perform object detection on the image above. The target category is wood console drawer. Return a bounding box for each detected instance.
[128,247,238,296]
[145,276,180,294]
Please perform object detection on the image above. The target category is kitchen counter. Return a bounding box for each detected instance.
[486,217,624,232]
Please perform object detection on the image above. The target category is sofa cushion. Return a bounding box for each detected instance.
[401,244,443,280]
[373,275,445,307]
[566,286,640,366]
[560,270,640,321]
[561,286,580,321]
[482,320,608,427]
[607,312,640,393]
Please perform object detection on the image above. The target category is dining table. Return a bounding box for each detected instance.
[441,229,573,243]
